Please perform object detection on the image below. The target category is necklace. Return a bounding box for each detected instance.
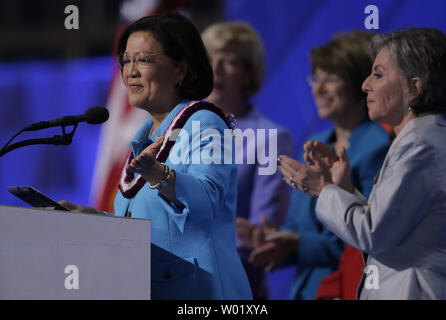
[148,125,156,139]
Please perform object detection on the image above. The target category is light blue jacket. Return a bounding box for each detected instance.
[114,101,253,300]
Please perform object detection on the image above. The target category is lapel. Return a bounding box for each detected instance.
[356,252,369,299]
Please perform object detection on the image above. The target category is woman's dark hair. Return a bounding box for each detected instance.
[117,12,213,100]
[310,30,376,104]
[370,28,446,115]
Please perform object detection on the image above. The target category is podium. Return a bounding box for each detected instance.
[0,205,151,299]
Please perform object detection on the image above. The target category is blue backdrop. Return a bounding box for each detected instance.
[0,0,445,299]
[0,57,113,206]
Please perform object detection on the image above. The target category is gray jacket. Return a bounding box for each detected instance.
[316,112,446,299]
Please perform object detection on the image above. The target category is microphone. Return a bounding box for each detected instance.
[24,107,109,131]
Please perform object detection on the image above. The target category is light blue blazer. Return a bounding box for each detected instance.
[114,101,253,300]
[281,118,389,300]
[317,112,446,299]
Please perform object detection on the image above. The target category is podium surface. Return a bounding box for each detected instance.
[0,205,150,299]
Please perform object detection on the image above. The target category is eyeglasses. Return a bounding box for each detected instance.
[116,52,161,69]
[307,74,343,87]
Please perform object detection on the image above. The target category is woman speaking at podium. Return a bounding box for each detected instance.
[60,13,252,300]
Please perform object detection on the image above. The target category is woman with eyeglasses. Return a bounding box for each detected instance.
[59,13,252,300]
[243,31,390,300]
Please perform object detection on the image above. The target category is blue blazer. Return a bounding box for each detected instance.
[280,118,390,300]
[114,101,253,299]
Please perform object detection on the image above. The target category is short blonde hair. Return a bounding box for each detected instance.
[202,21,265,98]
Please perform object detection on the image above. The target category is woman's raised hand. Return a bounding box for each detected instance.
[278,154,332,197]
[303,140,338,167]
[330,148,355,193]
[304,141,354,193]
[128,136,165,182]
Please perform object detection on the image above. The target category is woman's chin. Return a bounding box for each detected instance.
[128,98,148,109]
[368,110,384,124]
[206,93,222,105]
[129,104,150,113]
[317,109,334,120]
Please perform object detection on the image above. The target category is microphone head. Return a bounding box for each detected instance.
[85,107,109,125]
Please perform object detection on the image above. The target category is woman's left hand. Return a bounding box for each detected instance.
[58,200,104,215]
[248,230,299,272]
[236,216,278,249]
[278,155,333,197]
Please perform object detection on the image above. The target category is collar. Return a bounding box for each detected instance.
[347,117,374,148]
[318,117,374,148]
[391,111,446,147]
[129,100,190,157]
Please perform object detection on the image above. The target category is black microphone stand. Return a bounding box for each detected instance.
[0,124,78,158]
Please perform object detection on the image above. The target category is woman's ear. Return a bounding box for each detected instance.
[176,61,188,86]
[408,77,422,104]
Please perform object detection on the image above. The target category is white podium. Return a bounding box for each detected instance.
[0,205,151,300]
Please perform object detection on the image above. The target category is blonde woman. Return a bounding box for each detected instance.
[202,22,294,299]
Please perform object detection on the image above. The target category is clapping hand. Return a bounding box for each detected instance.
[305,141,354,193]
[303,140,338,167]
[278,153,332,197]
[278,140,354,196]
[248,230,299,272]
[236,216,278,249]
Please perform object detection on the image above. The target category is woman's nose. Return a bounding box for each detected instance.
[312,81,326,96]
[212,60,223,76]
[128,61,140,77]
[362,75,371,93]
